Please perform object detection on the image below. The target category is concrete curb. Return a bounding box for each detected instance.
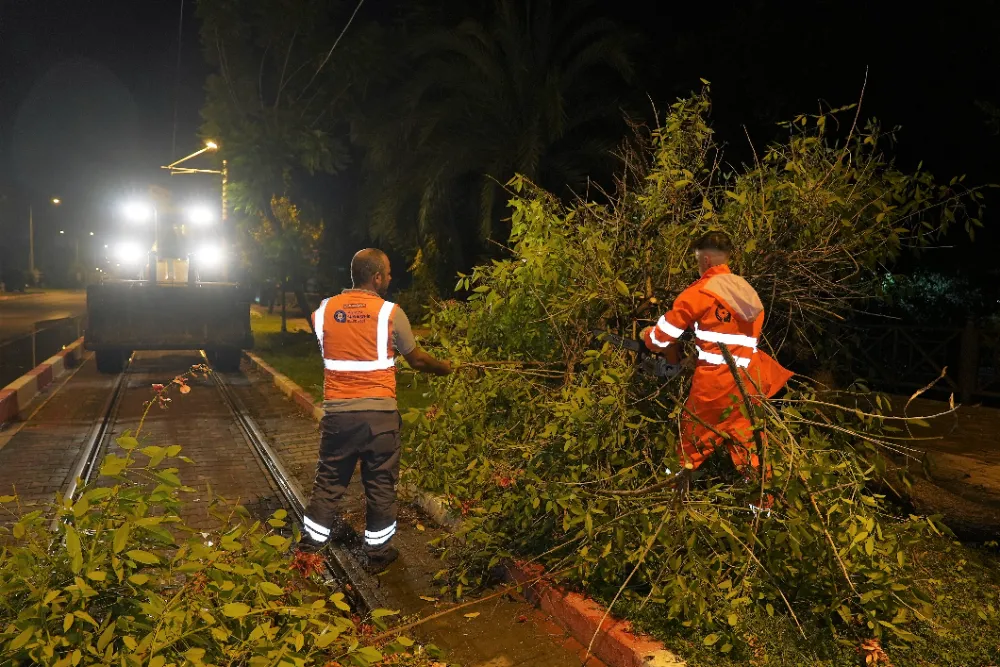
[0,337,85,425]
[241,349,686,667]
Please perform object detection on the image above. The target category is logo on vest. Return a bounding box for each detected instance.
[334,310,347,323]
[714,305,732,323]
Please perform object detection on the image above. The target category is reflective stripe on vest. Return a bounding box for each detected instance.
[694,323,758,350]
[696,346,752,368]
[315,298,396,372]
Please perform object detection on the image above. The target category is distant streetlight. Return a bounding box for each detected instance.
[89,231,95,236]
[59,230,65,234]
[29,197,63,282]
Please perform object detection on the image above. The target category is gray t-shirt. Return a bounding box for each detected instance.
[322,291,416,414]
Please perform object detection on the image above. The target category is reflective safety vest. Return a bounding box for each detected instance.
[644,264,791,397]
[313,291,397,401]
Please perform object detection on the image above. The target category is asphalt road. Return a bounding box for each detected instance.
[0,290,86,342]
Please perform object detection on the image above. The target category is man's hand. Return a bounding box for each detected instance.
[403,347,452,376]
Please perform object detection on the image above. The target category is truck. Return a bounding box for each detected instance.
[85,197,253,373]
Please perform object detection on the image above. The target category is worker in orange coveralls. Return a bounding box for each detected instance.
[641,232,793,480]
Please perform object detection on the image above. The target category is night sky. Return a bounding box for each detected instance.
[2,0,999,274]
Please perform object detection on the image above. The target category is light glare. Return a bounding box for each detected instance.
[187,205,215,225]
[196,243,224,267]
[122,201,154,222]
[114,241,144,265]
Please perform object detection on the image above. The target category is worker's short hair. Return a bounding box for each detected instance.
[693,231,734,255]
[351,249,388,285]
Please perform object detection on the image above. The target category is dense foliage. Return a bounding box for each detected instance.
[401,90,984,656]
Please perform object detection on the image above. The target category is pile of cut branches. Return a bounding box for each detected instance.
[402,87,984,656]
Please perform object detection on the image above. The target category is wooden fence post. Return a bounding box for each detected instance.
[959,317,980,404]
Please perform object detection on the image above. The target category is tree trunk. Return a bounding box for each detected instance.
[280,281,288,333]
[294,283,316,335]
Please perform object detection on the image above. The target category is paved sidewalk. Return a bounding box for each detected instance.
[889,394,1000,500]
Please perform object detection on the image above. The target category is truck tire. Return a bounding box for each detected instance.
[209,348,242,373]
[95,350,126,374]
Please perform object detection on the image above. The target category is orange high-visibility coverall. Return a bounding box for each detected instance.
[643,265,793,472]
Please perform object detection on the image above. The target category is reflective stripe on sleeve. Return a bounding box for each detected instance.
[649,327,672,348]
[656,316,685,340]
[376,301,394,362]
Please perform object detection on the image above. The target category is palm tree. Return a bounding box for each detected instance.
[357,0,637,270]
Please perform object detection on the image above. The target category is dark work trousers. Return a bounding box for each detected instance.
[303,410,401,555]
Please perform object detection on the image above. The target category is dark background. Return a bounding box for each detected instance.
[2,0,998,281]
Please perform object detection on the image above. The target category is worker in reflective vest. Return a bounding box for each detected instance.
[299,248,452,573]
[641,232,793,477]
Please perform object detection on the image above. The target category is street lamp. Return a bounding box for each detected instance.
[162,140,229,281]
[161,141,226,224]
[29,197,62,284]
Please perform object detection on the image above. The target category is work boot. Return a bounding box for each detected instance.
[295,534,328,555]
[363,545,399,574]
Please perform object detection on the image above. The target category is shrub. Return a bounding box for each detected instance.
[0,371,428,667]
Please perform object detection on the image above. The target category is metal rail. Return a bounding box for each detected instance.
[48,349,385,614]
[205,358,387,614]
[50,352,134,532]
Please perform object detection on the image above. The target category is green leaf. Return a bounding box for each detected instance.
[263,535,288,548]
[128,574,150,586]
[315,627,342,648]
[222,603,251,618]
[113,524,130,553]
[371,609,400,619]
[65,525,83,574]
[10,627,34,650]
[126,550,160,565]
[703,633,720,646]
[614,279,630,296]
[63,613,74,632]
[355,646,383,662]
[85,571,107,582]
[259,582,285,596]
[117,435,139,450]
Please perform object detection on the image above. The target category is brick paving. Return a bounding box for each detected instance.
[0,348,609,666]
[236,358,606,667]
[0,354,114,520]
[97,351,282,533]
